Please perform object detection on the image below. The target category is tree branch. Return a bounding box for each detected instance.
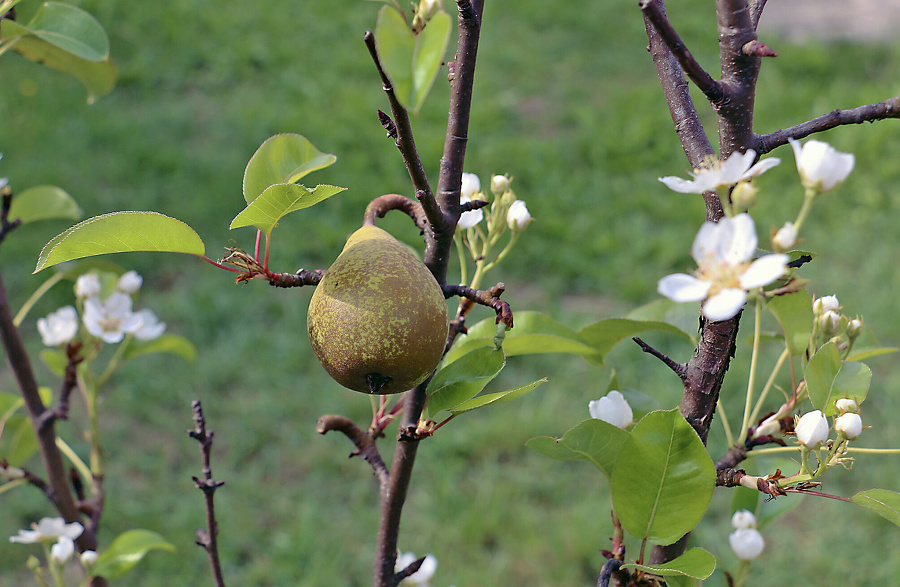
[316,415,390,486]
[268,269,324,288]
[442,282,513,328]
[188,401,226,587]
[639,0,725,105]
[754,96,900,155]
[364,32,445,235]
[631,337,686,379]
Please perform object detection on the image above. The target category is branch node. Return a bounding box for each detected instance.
[742,40,777,57]
[443,282,512,328]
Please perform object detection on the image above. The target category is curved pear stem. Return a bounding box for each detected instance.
[363,194,429,233]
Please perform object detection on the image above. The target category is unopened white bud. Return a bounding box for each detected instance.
[835,398,858,414]
[795,410,829,449]
[731,510,757,530]
[847,317,863,339]
[772,222,797,252]
[490,174,510,195]
[813,295,840,316]
[729,528,765,561]
[588,390,634,429]
[731,181,757,213]
[835,412,863,440]
[819,310,842,336]
[506,200,532,231]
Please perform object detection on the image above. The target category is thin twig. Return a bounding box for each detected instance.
[632,337,686,379]
[0,185,22,244]
[316,415,390,486]
[639,0,725,105]
[188,401,226,587]
[755,96,900,155]
[364,32,445,234]
[442,282,513,328]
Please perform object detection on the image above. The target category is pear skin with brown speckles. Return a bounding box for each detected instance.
[307,225,449,394]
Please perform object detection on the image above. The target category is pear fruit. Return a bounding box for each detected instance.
[307,225,449,394]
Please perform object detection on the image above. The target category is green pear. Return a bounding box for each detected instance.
[307,225,449,394]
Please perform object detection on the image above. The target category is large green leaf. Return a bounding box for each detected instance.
[411,11,450,113]
[626,298,698,345]
[578,318,692,364]
[443,312,600,365]
[230,184,346,234]
[611,409,715,544]
[525,418,630,479]
[623,547,715,580]
[767,291,814,356]
[8,185,82,224]
[852,489,900,527]
[448,378,547,414]
[34,212,205,272]
[425,346,505,418]
[242,134,337,203]
[122,334,197,363]
[1,3,115,103]
[91,530,176,580]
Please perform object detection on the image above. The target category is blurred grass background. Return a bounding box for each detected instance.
[2,0,900,585]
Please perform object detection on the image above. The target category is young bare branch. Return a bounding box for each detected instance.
[188,401,227,587]
[316,415,390,486]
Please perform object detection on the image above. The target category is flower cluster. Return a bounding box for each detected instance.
[37,270,166,347]
[9,517,97,569]
[795,399,864,449]
[458,172,532,233]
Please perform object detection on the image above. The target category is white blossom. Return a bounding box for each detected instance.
[789,138,855,193]
[83,293,143,344]
[729,528,765,561]
[657,214,788,321]
[133,308,167,340]
[457,193,484,230]
[37,306,79,347]
[396,551,437,586]
[80,550,98,567]
[10,518,84,544]
[74,273,101,299]
[117,270,143,294]
[795,410,829,449]
[506,200,532,231]
[731,509,757,530]
[835,412,863,440]
[588,390,634,429]
[819,310,842,336]
[50,536,76,565]
[659,150,780,194]
[772,221,797,251]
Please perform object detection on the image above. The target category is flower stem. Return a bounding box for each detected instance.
[746,347,790,430]
[738,298,764,444]
[13,272,66,327]
[792,188,817,234]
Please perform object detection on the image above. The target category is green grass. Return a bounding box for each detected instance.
[3,0,900,585]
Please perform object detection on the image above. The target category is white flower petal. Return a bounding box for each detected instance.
[133,308,167,340]
[739,253,788,289]
[719,214,757,264]
[588,391,634,429]
[37,306,79,347]
[51,536,75,565]
[659,175,705,194]
[117,270,143,294]
[658,274,711,302]
[719,150,756,184]
[460,173,481,199]
[691,221,720,262]
[741,156,781,181]
[702,288,747,321]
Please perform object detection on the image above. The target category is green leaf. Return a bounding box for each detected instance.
[805,343,871,414]
[0,415,38,467]
[8,186,82,224]
[411,11,450,113]
[578,318,692,364]
[611,409,715,544]
[92,529,176,580]
[375,6,415,107]
[34,212,205,272]
[20,2,109,60]
[525,418,630,479]
[448,378,547,414]
[242,134,337,203]
[852,489,900,527]
[425,347,505,417]
[626,298,698,345]
[805,342,840,411]
[39,349,69,377]
[767,291,813,356]
[1,3,116,104]
[443,312,599,365]
[122,334,197,362]
[230,184,346,234]
[847,347,899,361]
[623,547,715,580]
